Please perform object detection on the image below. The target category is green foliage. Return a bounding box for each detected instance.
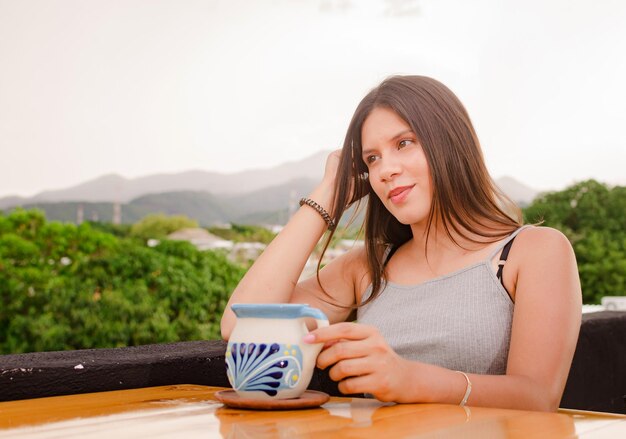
[523,180,626,303]
[130,214,198,240]
[0,209,245,354]
[209,223,276,245]
[86,221,132,238]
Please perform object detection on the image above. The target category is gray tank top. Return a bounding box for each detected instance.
[357,226,530,375]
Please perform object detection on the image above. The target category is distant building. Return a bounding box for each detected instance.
[167,228,233,251]
[76,205,84,225]
[112,202,122,225]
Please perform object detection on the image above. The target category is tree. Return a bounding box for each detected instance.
[523,180,626,303]
[129,214,198,241]
[0,209,244,354]
[208,223,276,244]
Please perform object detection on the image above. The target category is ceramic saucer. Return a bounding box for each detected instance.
[214,390,329,410]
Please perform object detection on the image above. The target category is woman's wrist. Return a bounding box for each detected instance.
[405,362,473,405]
[300,198,335,230]
[404,361,433,403]
[307,182,336,217]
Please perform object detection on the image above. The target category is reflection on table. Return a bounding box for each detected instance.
[0,385,624,438]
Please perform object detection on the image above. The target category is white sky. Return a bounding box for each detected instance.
[1,0,625,198]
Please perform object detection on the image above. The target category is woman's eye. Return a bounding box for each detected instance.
[365,155,378,165]
[398,139,413,149]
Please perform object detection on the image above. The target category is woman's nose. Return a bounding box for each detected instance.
[378,155,402,181]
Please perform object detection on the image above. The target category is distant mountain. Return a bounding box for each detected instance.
[0,150,329,208]
[12,201,120,224]
[0,149,540,222]
[6,175,538,226]
[495,176,539,206]
[126,191,233,224]
[0,196,27,210]
[9,177,319,225]
[221,177,316,218]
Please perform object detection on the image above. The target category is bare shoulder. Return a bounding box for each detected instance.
[512,226,580,301]
[514,226,575,260]
[503,226,579,302]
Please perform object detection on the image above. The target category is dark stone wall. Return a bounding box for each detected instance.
[0,340,229,401]
[1,311,624,414]
[0,340,340,403]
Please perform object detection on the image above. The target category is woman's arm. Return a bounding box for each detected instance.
[307,227,582,411]
[491,226,582,410]
[220,151,362,339]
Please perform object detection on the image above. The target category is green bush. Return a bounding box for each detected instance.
[3,179,623,353]
[209,223,276,244]
[523,180,626,304]
[0,209,244,354]
[130,213,198,240]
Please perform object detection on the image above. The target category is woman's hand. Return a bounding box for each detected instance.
[322,149,342,188]
[303,322,417,402]
[309,149,351,217]
[319,148,359,209]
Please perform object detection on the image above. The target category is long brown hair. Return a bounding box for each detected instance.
[320,75,522,305]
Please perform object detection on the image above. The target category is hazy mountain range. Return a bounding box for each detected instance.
[0,151,329,207]
[0,151,540,225]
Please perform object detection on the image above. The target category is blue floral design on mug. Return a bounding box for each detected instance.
[225,342,303,396]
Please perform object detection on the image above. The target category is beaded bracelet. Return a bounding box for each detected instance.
[455,371,472,407]
[299,198,336,230]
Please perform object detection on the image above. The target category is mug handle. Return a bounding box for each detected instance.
[298,306,329,330]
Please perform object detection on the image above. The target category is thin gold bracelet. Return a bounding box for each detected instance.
[299,198,336,230]
[455,371,472,407]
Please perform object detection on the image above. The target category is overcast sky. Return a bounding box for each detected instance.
[1,0,625,198]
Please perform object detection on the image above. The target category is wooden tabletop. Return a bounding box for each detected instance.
[0,385,624,438]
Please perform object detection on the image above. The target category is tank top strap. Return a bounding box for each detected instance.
[487,225,533,261]
[383,244,399,266]
[382,244,393,260]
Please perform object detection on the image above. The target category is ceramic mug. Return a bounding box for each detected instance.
[225,303,329,400]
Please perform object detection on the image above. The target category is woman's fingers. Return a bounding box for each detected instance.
[337,370,400,401]
[316,338,371,369]
[337,374,378,397]
[305,322,406,401]
[327,357,371,381]
[304,322,375,345]
[322,339,340,350]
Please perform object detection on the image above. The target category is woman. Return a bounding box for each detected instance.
[220,75,582,411]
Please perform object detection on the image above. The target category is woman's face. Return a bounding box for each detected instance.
[361,106,433,226]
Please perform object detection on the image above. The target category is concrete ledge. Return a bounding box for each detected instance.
[1,311,624,414]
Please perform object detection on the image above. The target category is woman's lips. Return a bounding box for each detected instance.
[388,185,414,204]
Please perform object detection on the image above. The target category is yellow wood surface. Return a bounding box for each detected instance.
[0,385,624,438]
